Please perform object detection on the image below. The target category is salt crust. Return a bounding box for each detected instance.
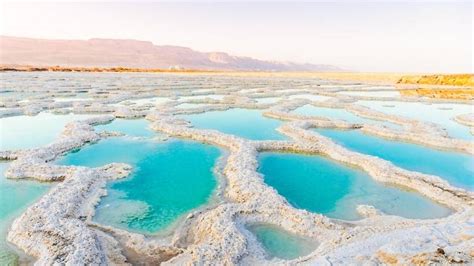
[2,82,473,264]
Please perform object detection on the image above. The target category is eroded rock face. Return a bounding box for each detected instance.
[2,73,473,265]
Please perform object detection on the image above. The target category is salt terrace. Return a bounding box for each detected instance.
[0,72,472,265]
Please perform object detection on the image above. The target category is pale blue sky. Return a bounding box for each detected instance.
[0,1,472,72]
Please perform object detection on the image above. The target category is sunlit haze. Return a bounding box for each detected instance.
[1,1,472,72]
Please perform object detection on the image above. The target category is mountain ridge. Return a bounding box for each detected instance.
[0,36,340,71]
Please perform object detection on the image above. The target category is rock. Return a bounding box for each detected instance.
[356,205,383,218]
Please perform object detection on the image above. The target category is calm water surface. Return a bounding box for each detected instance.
[58,137,221,233]
[357,100,473,140]
[315,129,474,191]
[293,105,399,129]
[0,113,97,151]
[248,224,317,260]
[182,108,285,140]
[259,152,452,220]
[0,163,50,264]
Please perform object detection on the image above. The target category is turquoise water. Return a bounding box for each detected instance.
[358,101,473,140]
[182,108,285,140]
[248,224,317,260]
[95,119,155,137]
[315,129,474,190]
[259,152,452,220]
[57,138,221,233]
[292,105,398,129]
[0,113,97,151]
[0,162,50,264]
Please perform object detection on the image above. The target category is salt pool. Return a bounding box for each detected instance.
[259,152,452,220]
[0,162,50,264]
[315,129,474,190]
[95,119,155,137]
[0,113,97,151]
[182,108,286,140]
[58,138,221,233]
[357,100,473,140]
[292,105,399,129]
[248,224,317,260]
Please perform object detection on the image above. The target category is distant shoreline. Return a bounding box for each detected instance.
[0,65,220,73]
[1,65,472,88]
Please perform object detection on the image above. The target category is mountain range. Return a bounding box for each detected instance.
[0,36,340,71]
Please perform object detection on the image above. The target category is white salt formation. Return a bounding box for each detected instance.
[0,72,472,264]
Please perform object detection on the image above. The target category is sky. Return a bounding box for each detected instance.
[0,1,472,73]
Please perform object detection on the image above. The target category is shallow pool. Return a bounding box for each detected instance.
[315,128,474,190]
[292,105,398,129]
[259,152,452,220]
[95,119,155,137]
[248,224,317,260]
[357,100,473,140]
[0,162,50,264]
[0,113,97,151]
[58,138,221,233]
[182,108,286,140]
